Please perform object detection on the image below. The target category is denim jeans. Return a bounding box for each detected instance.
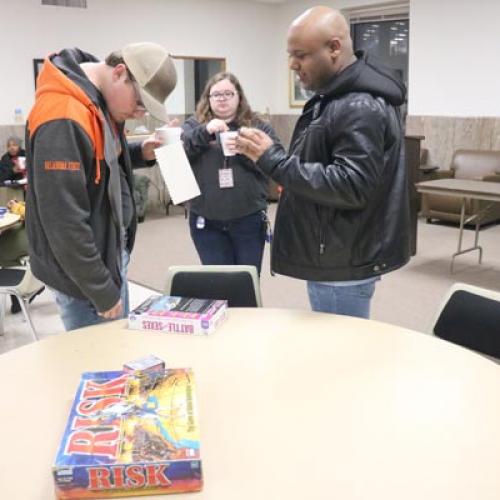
[189,210,266,275]
[53,249,130,331]
[307,277,379,319]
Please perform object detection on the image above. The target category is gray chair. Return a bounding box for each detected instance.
[0,264,45,341]
[430,283,500,360]
[164,265,262,308]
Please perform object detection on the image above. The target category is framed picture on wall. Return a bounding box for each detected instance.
[33,58,45,89]
[289,69,314,108]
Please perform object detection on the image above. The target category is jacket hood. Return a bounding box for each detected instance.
[321,50,406,106]
[47,48,102,105]
[29,48,105,183]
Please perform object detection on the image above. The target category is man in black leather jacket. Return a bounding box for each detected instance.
[236,6,410,318]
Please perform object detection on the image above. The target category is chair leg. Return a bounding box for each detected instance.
[16,293,39,342]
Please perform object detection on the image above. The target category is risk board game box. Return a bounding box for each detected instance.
[128,295,227,335]
[53,369,202,498]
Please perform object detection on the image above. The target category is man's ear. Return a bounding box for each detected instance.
[326,38,341,57]
[111,63,127,81]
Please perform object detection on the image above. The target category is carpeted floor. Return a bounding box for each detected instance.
[128,203,500,333]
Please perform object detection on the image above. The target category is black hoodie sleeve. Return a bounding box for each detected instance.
[181,117,215,162]
[0,164,12,183]
[256,95,388,209]
[127,141,150,169]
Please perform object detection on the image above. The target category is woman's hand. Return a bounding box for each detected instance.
[206,119,229,135]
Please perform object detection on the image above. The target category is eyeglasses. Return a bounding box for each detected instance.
[209,90,236,101]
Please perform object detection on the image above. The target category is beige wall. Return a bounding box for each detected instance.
[406,116,500,170]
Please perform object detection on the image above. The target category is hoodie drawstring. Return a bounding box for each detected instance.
[89,105,104,184]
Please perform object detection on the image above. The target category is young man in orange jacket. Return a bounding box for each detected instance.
[26,43,177,330]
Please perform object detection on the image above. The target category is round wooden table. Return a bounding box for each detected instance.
[1,308,499,499]
[0,212,20,231]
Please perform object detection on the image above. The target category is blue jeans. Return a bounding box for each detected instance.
[307,277,378,319]
[189,211,266,275]
[53,249,130,331]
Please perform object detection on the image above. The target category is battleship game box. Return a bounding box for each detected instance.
[53,368,202,498]
[128,295,227,335]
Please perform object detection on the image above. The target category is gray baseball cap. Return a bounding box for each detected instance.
[122,42,177,123]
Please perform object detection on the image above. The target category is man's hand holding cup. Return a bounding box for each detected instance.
[236,127,273,163]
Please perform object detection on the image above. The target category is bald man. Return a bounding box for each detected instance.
[237,6,409,318]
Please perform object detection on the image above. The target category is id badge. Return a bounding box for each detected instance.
[218,168,234,189]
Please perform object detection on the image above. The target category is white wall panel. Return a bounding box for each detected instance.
[0,0,278,123]
[1,0,499,124]
[409,0,500,116]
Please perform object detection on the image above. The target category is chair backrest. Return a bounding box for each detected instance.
[451,149,500,179]
[419,148,428,165]
[164,265,262,308]
[17,266,44,296]
[0,265,44,297]
[431,283,500,359]
[0,265,44,342]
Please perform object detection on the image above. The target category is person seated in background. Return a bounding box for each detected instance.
[0,199,43,313]
[181,72,281,275]
[0,137,25,184]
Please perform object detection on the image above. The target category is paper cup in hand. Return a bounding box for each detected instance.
[17,157,26,170]
[156,126,182,145]
[220,131,239,157]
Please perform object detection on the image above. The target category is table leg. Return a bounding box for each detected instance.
[450,197,483,272]
[474,219,483,264]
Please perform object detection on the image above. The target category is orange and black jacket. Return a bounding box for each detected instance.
[25,48,146,313]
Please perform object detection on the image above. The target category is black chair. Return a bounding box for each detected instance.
[431,283,500,360]
[164,265,262,308]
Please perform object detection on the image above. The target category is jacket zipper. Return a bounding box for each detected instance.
[319,207,327,255]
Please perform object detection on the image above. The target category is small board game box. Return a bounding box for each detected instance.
[53,368,202,498]
[128,295,227,335]
[123,355,166,392]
